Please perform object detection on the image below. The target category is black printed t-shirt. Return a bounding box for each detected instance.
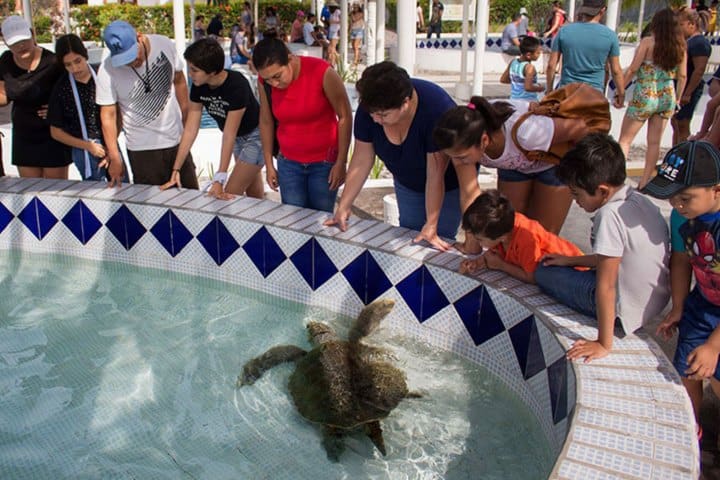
[189,70,259,137]
[48,72,102,141]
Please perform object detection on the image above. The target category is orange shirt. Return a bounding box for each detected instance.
[493,213,582,273]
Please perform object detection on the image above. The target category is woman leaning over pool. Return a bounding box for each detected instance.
[325,61,478,250]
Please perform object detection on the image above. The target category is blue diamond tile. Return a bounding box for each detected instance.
[468,38,475,48]
[62,200,102,245]
[432,40,440,48]
[509,315,546,380]
[441,40,448,48]
[495,38,502,47]
[547,356,569,424]
[289,238,338,290]
[150,210,193,257]
[197,216,239,266]
[18,197,57,240]
[396,265,449,322]
[341,250,392,305]
[449,39,457,48]
[106,204,146,250]
[485,38,494,47]
[418,41,425,48]
[0,201,14,235]
[242,226,286,277]
[454,286,505,345]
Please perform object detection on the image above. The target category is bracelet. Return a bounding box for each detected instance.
[212,171,228,186]
[172,168,181,172]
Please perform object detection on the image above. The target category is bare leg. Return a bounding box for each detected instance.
[42,166,69,180]
[617,114,646,163]
[497,179,532,217]
[640,115,669,189]
[683,377,704,425]
[673,118,691,145]
[17,166,43,178]
[329,38,339,66]
[225,161,263,198]
[526,182,572,235]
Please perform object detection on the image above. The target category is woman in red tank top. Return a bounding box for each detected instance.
[252,38,352,212]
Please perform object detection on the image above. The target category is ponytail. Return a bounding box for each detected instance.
[433,97,515,151]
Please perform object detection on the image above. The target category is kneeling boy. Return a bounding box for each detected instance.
[534,133,670,362]
[459,189,583,283]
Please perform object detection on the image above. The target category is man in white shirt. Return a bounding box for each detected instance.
[96,20,198,188]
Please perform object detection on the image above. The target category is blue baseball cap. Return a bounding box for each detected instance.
[103,20,138,68]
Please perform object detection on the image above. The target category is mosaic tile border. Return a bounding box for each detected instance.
[0,178,698,479]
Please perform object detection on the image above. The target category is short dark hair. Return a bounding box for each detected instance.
[556,133,627,193]
[54,34,88,67]
[356,61,413,112]
[512,13,522,21]
[520,36,542,55]
[252,37,290,69]
[462,189,515,240]
[184,38,225,74]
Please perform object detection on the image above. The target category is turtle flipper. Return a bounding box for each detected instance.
[321,426,345,462]
[364,421,387,456]
[237,345,307,387]
[348,299,395,344]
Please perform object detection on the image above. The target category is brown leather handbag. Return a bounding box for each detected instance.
[510,82,611,165]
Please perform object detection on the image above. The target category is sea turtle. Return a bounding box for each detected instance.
[237,298,420,461]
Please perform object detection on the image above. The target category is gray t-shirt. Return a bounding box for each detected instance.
[591,185,670,334]
[501,23,519,51]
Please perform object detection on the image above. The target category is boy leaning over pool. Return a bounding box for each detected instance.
[643,140,720,433]
[533,133,671,362]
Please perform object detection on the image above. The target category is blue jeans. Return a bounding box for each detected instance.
[393,181,461,240]
[72,144,131,182]
[276,155,337,212]
[534,263,597,317]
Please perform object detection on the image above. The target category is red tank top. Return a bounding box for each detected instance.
[271,56,338,163]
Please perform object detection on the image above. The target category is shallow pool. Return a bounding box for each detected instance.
[0,251,553,479]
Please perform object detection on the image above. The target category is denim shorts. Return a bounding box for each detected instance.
[497,166,564,186]
[351,28,364,40]
[673,288,720,380]
[233,128,264,167]
[674,85,704,121]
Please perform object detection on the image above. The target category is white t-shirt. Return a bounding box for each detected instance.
[481,100,555,174]
[96,34,184,151]
[303,21,315,45]
[592,185,671,334]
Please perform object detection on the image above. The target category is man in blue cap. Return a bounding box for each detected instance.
[96,20,198,188]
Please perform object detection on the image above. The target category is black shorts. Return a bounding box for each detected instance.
[127,145,199,188]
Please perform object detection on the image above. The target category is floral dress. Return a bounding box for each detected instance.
[626,61,677,121]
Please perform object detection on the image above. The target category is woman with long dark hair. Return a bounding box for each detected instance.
[618,8,687,188]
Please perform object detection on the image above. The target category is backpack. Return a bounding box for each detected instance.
[510,82,611,165]
[546,10,567,31]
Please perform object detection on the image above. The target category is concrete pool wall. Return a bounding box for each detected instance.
[0,177,698,479]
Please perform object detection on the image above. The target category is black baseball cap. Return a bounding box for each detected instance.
[578,0,607,17]
[642,140,720,199]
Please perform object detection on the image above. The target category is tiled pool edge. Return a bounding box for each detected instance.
[0,177,698,479]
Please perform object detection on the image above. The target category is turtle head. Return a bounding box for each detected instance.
[348,299,395,343]
[307,321,337,344]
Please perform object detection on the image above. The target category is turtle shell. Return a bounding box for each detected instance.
[288,341,409,429]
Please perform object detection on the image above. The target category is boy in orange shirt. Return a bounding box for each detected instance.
[459,189,583,283]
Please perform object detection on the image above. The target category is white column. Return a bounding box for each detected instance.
[471,0,488,96]
[637,0,646,43]
[173,0,186,58]
[567,0,575,23]
[605,0,620,31]
[341,0,349,67]
[396,0,416,74]
[366,1,377,65]
[21,0,32,27]
[455,0,471,100]
[376,0,385,63]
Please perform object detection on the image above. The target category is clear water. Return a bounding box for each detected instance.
[0,251,554,479]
